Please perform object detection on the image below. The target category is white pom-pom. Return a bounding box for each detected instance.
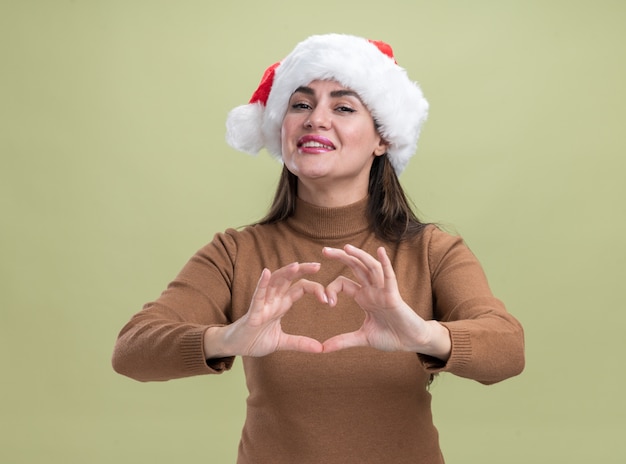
[225,103,265,155]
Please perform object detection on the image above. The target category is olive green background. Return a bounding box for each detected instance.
[2,1,624,462]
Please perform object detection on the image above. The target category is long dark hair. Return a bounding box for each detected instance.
[257,155,427,242]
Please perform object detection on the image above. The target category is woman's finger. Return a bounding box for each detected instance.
[376,246,399,289]
[324,275,360,307]
[266,262,321,303]
[278,333,324,353]
[322,246,372,285]
[343,244,385,287]
[322,330,366,353]
[250,268,272,307]
[264,262,296,304]
[285,279,328,305]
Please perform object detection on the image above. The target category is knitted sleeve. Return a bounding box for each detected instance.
[111,231,240,382]
[418,227,525,384]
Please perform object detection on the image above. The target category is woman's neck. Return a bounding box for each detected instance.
[288,196,370,240]
[296,179,368,208]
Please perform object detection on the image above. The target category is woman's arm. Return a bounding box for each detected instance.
[112,234,328,381]
[423,227,525,384]
[112,231,245,381]
[320,230,524,385]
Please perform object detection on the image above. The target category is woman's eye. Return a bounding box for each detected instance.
[336,106,355,113]
[291,102,312,110]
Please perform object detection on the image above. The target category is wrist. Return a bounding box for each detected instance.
[203,325,230,359]
[421,321,452,361]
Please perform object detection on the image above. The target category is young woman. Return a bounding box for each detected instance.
[112,34,524,463]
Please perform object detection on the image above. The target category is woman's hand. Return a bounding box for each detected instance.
[322,245,451,360]
[204,262,327,358]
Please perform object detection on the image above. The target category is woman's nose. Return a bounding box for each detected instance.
[304,106,331,130]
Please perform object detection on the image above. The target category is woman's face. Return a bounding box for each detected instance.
[280,80,387,205]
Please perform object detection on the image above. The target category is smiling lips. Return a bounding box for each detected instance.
[297,135,336,154]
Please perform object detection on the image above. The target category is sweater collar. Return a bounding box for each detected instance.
[286,196,370,240]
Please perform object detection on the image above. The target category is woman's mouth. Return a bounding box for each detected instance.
[297,135,335,153]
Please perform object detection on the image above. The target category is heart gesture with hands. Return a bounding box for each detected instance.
[204,246,451,361]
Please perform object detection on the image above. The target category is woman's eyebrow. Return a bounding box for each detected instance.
[292,86,362,101]
[330,89,361,100]
[293,86,314,95]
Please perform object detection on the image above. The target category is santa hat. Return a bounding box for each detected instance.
[225,33,429,174]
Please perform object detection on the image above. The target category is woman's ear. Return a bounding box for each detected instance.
[373,136,389,156]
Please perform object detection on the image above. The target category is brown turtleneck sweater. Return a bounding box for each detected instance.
[112,197,524,463]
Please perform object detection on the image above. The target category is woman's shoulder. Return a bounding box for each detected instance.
[407,223,463,248]
[187,223,279,271]
[200,222,282,253]
[404,223,471,266]
[221,221,282,240]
